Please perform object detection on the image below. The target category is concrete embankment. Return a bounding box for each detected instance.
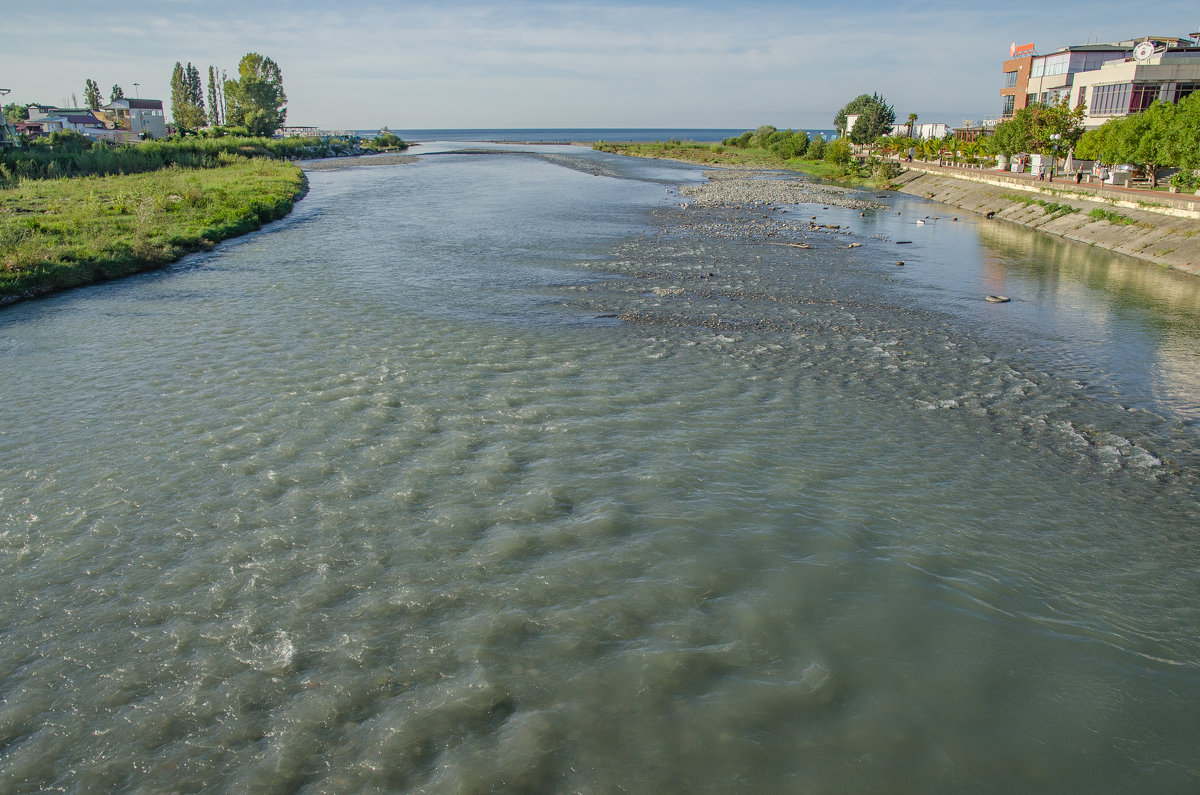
[890,165,1200,276]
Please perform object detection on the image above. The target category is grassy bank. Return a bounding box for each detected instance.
[592,140,878,186]
[1,159,306,303]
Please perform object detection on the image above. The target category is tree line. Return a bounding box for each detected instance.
[2,53,287,139]
[169,53,287,137]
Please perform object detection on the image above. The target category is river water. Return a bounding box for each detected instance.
[2,144,1199,791]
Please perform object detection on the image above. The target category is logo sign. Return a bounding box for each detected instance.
[1134,41,1155,61]
[1010,42,1036,57]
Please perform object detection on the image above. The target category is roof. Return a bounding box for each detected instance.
[102,98,163,110]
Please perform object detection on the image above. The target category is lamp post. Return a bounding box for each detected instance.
[1050,133,1061,177]
[133,82,140,99]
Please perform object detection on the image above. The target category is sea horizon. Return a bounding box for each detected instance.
[360,127,840,143]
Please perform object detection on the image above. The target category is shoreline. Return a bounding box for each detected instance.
[606,146,1199,275]
[888,167,1199,275]
[1,162,308,307]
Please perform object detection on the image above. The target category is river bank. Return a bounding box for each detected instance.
[601,143,1199,275]
[0,161,307,305]
[889,165,1200,276]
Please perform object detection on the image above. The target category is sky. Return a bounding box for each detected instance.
[4,1,1199,131]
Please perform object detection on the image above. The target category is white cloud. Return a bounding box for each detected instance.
[4,0,1198,129]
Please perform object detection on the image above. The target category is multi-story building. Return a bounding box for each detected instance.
[101,99,167,139]
[999,33,1200,127]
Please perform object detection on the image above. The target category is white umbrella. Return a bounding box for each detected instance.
[1064,147,1075,173]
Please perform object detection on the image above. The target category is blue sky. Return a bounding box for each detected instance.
[4,1,1198,130]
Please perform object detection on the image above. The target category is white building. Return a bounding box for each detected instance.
[102,98,167,139]
[1071,41,1200,128]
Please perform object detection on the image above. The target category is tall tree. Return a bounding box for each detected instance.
[84,79,102,110]
[206,65,224,126]
[988,98,1085,157]
[833,93,896,145]
[110,84,125,102]
[170,61,207,131]
[224,52,287,137]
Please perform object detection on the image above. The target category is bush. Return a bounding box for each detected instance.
[1170,169,1197,190]
[807,135,826,160]
[825,138,852,167]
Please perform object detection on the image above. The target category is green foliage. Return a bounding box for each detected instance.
[1078,92,1200,185]
[0,135,356,182]
[84,79,103,111]
[110,84,125,102]
[171,62,208,132]
[42,130,94,152]
[825,138,852,167]
[206,66,225,127]
[870,157,902,185]
[719,126,808,159]
[4,102,31,124]
[364,127,406,149]
[1170,169,1197,190]
[806,135,826,160]
[987,98,1085,157]
[1002,194,1080,217]
[834,93,896,145]
[1089,208,1135,225]
[224,53,287,137]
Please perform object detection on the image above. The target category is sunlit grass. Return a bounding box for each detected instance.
[592,141,869,184]
[0,160,306,302]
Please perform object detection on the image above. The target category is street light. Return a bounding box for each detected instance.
[1049,133,1061,179]
[133,82,140,98]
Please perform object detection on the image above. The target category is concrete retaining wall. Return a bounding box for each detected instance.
[890,168,1200,276]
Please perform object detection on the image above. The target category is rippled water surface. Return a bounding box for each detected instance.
[3,145,1200,791]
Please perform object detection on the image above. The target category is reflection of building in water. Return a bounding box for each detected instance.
[978,221,1200,418]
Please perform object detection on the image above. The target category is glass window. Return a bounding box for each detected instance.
[1044,54,1070,76]
[1130,83,1162,113]
[1091,83,1132,116]
[1004,71,1019,88]
[1002,95,1015,117]
[1031,59,1045,78]
[1173,83,1200,102]
[1026,93,1037,107]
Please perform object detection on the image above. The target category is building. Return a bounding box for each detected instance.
[1072,40,1200,128]
[887,121,949,140]
[101,98,167,139]
[999,33,1200,126]
[36,113,107,135]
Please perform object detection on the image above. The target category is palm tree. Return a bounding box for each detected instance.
[907,112,918,137]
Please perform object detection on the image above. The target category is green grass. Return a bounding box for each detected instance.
[1088,207,1136,225]
[592,141,876,186]
[1,159,306,302]
[999,193,1079,218]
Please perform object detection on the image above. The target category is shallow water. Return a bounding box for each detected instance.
[2,145,1199,791]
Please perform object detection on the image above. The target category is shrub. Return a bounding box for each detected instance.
[807,135,826,160]
[1170,169,1197,190]
[825,138,852,167]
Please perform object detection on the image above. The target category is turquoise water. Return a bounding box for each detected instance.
[1,145,1199,791]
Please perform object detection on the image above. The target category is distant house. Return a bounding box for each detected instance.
[37,114,107,135]
[102,98,166,139]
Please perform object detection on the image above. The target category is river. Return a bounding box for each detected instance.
[2,144,1199,791]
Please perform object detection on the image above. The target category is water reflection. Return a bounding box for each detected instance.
[977,222,1200,418]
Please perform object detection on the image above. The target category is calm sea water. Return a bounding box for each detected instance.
[376,128,839,144]
[2,144,1199,791]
